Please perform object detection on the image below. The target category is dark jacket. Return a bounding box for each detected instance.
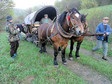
[16,24,27,34]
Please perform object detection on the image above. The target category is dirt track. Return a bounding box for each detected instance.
[45,46,111,84]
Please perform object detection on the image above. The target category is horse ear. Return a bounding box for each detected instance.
[75,7,78,10]
[84,13,88,18]
[66,7,72,13]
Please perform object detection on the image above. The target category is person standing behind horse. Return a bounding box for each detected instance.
[92,17,111,60]
[16,23,27,40]
[40,14,52,24]
[5,16,20,59]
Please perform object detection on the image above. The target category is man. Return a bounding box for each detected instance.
[16,23,27,40]
[5,16,20,59]
[40,14,52,24]
[92,17,111,60]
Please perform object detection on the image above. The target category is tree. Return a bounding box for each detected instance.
[13,6,40,24]
[96,0,112,6]
[32,6,40,12]
[55,0,81,13]
[0,0,14,31]
[81,0,98,9]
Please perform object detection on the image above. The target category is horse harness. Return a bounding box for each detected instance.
[44,12,83,44]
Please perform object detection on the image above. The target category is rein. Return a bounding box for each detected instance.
[81,33,104,36]
[46,23,58,44]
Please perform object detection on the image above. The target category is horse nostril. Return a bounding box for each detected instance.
[79,31,81,34]
[76,28,81,35]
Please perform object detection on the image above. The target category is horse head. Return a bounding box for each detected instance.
[66,8,84,36]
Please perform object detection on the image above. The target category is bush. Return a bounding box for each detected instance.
[81,0,98,9]
[0,0,14,31]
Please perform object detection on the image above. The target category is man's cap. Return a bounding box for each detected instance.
[103,17,109,20]
[44,14,48,17]
[6,16,13,21]
[22,22,25,24]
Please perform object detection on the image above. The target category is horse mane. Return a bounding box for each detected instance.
[71,8,86,22]
[58,11,67,26]
[71,8,80,14]
[58,8,80,26]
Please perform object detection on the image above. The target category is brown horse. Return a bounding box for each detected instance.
[69,14,88,60]
[38,8,84,67]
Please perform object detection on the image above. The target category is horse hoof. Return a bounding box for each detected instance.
[76,57,80,59]
[63,62,67,65]
[44,51,47,53]
[55,65,59,68]
[69,57,73,61]
[39,50,43,53]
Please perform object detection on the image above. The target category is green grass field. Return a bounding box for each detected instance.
[1,4,112,84]
[0,32,88,84]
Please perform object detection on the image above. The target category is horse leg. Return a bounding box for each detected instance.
[58,47,61,51]
[75,42,82,59]
[61,44,67,65]
[39,43,43,53]
[69,39,74,60]
[53,43,59,67]
[43,43,47,53]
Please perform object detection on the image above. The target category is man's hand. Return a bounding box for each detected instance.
[103,34,106,36]
[106,32,109,35]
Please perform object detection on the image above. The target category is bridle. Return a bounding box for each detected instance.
[82,21,89,34]
[66,12,82,33]
[55,11,84,38]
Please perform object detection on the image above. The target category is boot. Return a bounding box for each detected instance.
[11,56,15,59]
[102,56,108,61]
[14,53,17,57]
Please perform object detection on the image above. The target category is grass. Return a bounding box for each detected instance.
[66,47,112,82]
[0,32,88,84]
[80,5,112,20]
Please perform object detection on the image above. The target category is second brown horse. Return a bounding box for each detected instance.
[69,14,88,60]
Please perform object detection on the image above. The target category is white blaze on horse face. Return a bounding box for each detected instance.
[75,13,79,18]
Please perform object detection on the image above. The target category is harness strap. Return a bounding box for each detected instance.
[47,32,57,40]
[55,20,74,38]
[40,23,58,44]
[58,23,73,35]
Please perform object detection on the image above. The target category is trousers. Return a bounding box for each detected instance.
[10,41,19,57]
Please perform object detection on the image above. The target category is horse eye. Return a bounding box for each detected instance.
[72,17,74,19]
